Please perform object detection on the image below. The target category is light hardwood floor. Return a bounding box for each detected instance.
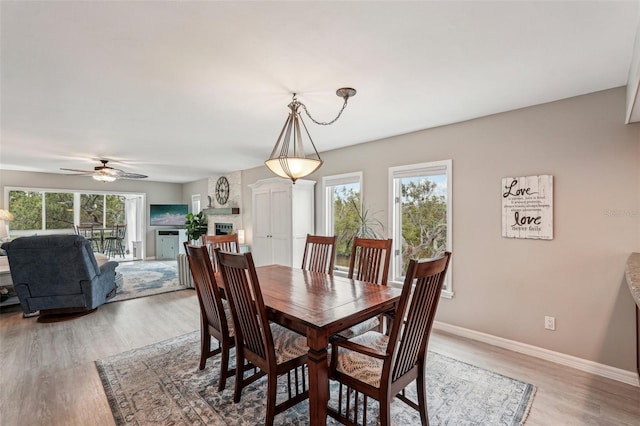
[1,290,639,425]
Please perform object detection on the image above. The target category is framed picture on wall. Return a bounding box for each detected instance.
[501,175,553,240]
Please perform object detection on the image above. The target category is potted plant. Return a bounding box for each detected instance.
[350,199,384,239]
[184,211,207,243]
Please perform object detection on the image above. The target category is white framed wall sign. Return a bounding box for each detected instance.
[501,175,553,240]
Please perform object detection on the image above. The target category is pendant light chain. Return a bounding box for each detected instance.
[298,97,350,126]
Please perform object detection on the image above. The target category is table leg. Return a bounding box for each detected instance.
[306,328,329,426]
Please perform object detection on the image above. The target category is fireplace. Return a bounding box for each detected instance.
[215,222,233,235]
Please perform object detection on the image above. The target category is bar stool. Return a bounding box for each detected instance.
[104,224,126,258]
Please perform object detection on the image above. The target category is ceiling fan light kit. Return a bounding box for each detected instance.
[93,174,117,182]
[265,87,356,183]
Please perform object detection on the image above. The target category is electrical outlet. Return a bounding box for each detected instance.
[544,316,556,331]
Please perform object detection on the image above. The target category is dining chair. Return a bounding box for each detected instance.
[340,237,393,338]
[328,251,452,426]
[348,237,393,285]
[301,234,336,275]
[184,243,236,391]
[75,224,100,252]
[202,234,240,272]
[215,248,309,426]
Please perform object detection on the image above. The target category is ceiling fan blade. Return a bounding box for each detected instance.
[60,167,95,174]
[118,172,148,179]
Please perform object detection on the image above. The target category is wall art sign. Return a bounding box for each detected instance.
[501,175,553,240]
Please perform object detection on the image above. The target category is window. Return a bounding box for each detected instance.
[192,194,201,214]
[105,195,126,226]
[80,193,105,225]
[7,189,127,233]
[389,160,452,296]
[322,172,362,269]
[45,192,74,230]
[8,190,43,231]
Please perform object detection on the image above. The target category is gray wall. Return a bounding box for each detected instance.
[242,87,640,371]
[182,178,209,211]
[0,170,183,258]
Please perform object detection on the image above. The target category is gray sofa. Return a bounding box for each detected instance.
[1,234,119,317]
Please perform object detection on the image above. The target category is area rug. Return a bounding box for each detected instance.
[96,331,536,425]
[109,260,189,302]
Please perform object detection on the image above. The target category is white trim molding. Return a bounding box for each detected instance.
[434,321,640,387]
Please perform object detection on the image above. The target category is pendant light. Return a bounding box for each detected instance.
[265,88,356,183]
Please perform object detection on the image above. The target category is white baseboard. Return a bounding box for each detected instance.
[433,321,640,387]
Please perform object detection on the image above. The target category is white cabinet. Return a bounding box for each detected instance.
[155,229,187,260]
[249,178,315,267]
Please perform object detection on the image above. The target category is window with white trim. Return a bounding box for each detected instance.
[389,160,453,296]
[192,194,201,214]
[7,188,127,234]
[322,172,362,270]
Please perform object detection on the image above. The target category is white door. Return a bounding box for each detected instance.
[270,187,292,266]
[252,189,272,266]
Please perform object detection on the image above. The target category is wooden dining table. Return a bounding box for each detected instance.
[252,264,402,426]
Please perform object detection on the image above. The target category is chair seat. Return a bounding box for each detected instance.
[334,331,389,388]
[337,317,380,339]
[222,299,235,337]
[270,323,308,364]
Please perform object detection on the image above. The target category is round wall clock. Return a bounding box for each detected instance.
[215,176,230,205]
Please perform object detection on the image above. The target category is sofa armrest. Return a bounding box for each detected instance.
[82,261,119,308]
[99,260,119,277]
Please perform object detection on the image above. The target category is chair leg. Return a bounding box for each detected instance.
[265,373,278,426]
[218,340,230,392]
[416,370,429,425]
[199,327,210,370]
[233,349,244,403]
[379,395,391,426]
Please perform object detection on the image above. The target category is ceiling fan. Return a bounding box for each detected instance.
[61,160,148,182]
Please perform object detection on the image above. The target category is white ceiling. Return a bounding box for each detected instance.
[1,1,639,183]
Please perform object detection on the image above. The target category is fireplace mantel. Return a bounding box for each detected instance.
[203,207,240,215]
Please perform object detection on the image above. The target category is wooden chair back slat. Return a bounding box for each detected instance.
[202,234,240,272]
[348,237,392,285]
[301,234,336,275]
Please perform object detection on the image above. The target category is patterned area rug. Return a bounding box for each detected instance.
[109,260,189,302]
[96,331,536,425]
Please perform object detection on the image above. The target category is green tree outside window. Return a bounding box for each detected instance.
[398,177,447,273]
[8,190,42,230]
[9,190,126,231]
[45,192,74,230]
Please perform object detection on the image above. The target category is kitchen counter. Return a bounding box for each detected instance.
[626,253,640,377]
[626,253,640,309]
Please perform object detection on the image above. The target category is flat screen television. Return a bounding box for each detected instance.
[149,204,188,227]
